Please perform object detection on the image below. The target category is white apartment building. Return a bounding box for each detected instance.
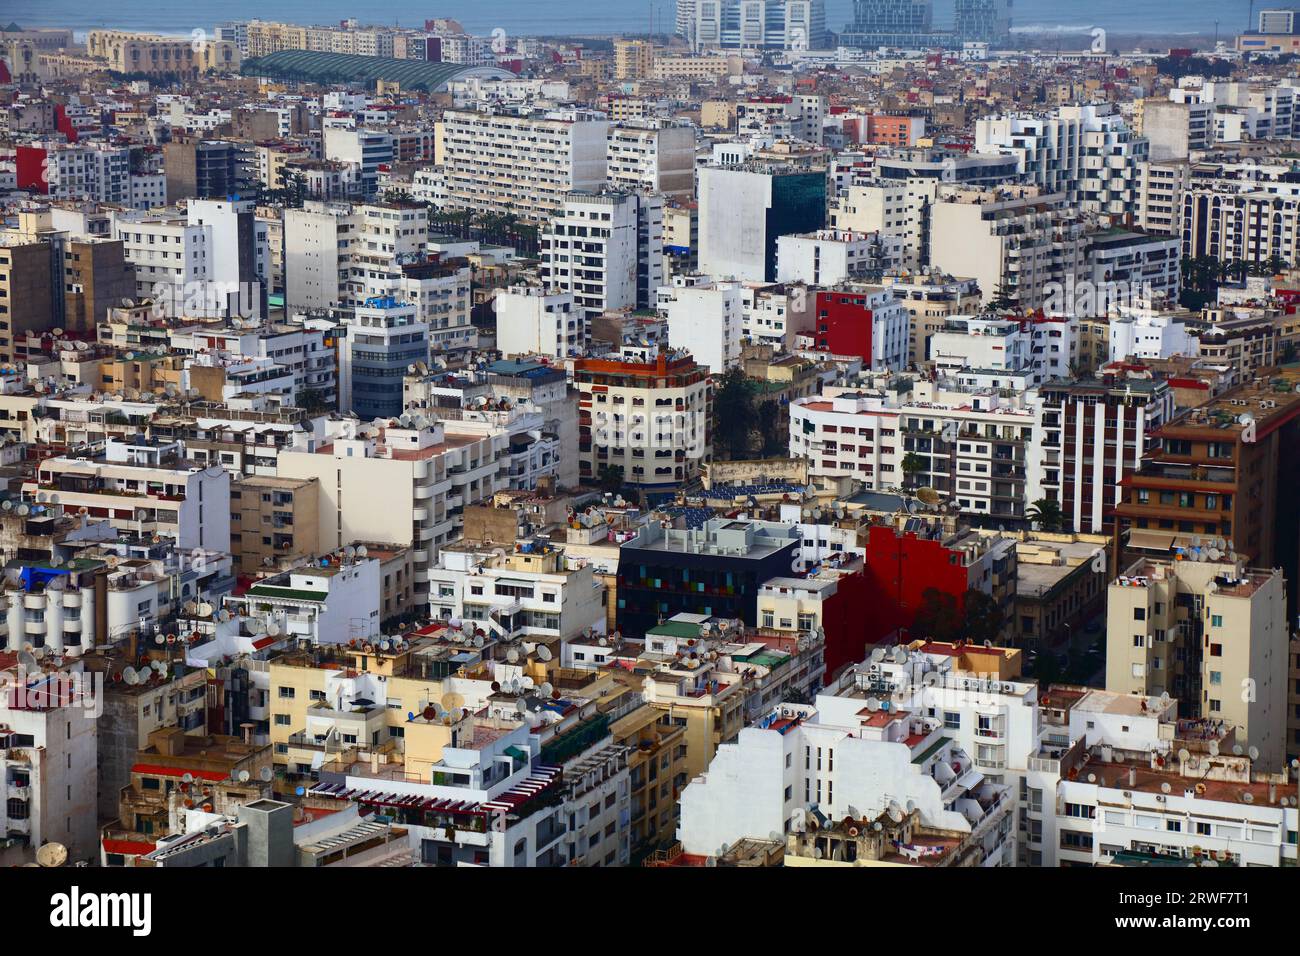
[606,122,695,197]
[929,316,1029,376]
[678,689,1015,865]
[829,178,938,270]
[229,555,382,645]
[494,286,585,360]
[1108,308,1198,362]
[23,438,231,552]
[1134,160,1189,236]
[789,391,902,486]
[440,108,611,223]
[540,191,663,319]
[170,324,337,408]
[428,541,603,642]
[0,666,99,864]
[658,275,744,374]
[776,229,904,285]
[1026,689,1297,867]
[741,282,813,351]
[277,418,510,595]
[284,201,356,312]
[322,127,393,198]
[975,104,1149,216]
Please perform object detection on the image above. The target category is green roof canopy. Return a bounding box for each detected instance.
[240,50,513,92]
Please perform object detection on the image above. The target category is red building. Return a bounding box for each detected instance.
[860,524,994,646]
[813,290,874,364]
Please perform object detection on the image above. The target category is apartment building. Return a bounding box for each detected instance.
[775,229,904,286]
[228,554,382,645]
[877,270,982,366]
[338,296,429,420]
[789,390,902,486]
[615,517,800,638]
[439,108,611,224]
[975,104,1149,216]
[698,164,827,282]
[230,475,320,575]
[658,275,744,373]
[1105,557,1289,771]
[606,122,695,197]
[929,187,1088,311]
[573,351,713,491]
[679,685,1015,865]
[541,191,664,318]
[428,540,603,641]
[494,287,585,360]
[1113,373,1300,601]
[277,418,511,594]
[1036,376,1175,534]
[0,666,99,864]
[808,286,910,371]
[24,438,231,552]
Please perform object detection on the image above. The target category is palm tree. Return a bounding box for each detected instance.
[901,452,925,491]
[1026,497,1066,533]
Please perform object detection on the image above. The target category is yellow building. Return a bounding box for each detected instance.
[609,703,687,858]
[614,39,654,81]
[86,30,240,78]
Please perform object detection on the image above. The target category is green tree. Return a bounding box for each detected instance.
[295,388,330,414]
[712,366,756,460]
[901,452,925,491]
[1026,497,1066,533]
[757,399,784,456]
[912,588,962,643]
[1033,650,1062,686]
[597,464,626,494]
[988,283,1017,311]
[961,588,1005,645]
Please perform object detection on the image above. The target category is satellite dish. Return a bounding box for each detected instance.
[506,648,519,664]
[259,766,273,782]
[356,545,368,559]
[238,770,251,783]
[1248,746,1259,761]
[36,843,68,868]
[536,645,552,662]
[539,682,553,698]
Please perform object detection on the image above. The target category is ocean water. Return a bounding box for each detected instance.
[2,0,1252,40]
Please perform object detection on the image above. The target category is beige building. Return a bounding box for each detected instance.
[231,475,320,576]
[86,30,240,78]
[652,54,742,81]
[1105,557,1289,771]
[609,702,688,858]
[877,271,982,367]
[614,39,655,80]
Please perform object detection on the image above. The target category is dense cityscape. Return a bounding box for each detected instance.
[0,2,1297,900]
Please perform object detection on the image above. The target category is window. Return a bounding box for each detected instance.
[943,712,961,729]
[278,687,295,699]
